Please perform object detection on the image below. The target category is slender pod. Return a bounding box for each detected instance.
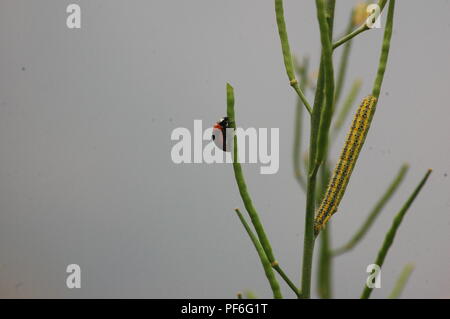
[226,84,275,263]
[314,95,377,236]
[372,0,395,99]
[388,263,414,299]
[274,0,312,114]
[361,169,432,299]
[228,84,299,298]
[234,209,282,299]
[333,163,409,255]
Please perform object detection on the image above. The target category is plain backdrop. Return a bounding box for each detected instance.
[0,0,449,298]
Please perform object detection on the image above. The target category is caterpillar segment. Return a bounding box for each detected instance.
[314,95,378,236]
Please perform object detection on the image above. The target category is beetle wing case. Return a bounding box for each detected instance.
[212,117,234,152]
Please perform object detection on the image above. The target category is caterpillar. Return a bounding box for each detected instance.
[314,95,378,236]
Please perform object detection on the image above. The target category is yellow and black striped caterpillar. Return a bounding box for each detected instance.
[314,95,378,236]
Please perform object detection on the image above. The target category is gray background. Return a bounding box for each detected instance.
[0,0,449,298]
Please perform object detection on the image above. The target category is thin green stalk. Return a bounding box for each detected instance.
[333,0,388,50]
[298,28,329,298]
[316,1,334,299]
[388,263,414,299]
[334,10,355,106]
[333,24,366,51]
[314,0,335,169]
[317,161,332,298]
[227,83,294,299]
[310,60,325,169]
[226,83,276,264]
[300,0,335,300]
[333,163,409,256]
[294,96,306,190]
[293,58,309,190]
[235,208,298,297]
[309,10,335,300]
[361,169,432,299]
[301,171,317,299]
[300,47,326,302]
[332,78,362,135]
[272,264,301,298]
[300,54,327,299]
[234,209,282,299]
[324,0,336,34]
[372,0,395,99]
[317,226,332,298]
[274,0,312,114]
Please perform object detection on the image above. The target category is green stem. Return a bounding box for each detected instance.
[300,35,329,302]
[316,1,335,299]
[301,170,317,298]
[293,58,309,190]
[294,98,307,190]
[314,0,335,169]
[388,263,414,299]
[234,209,283,299]
[227,83,277,263]
[332,0,388,50]
[333,163,409,256]
[305,9,335,295]
[227,84,288,299]
[227,84,275,264]
[300,50,329,299]
[317,225,332,298]
[299,59,326,298]
[300,0,335,300]
[274,0,312,114]
[332,78,362,137]
[361,169,432,299]
[272,264,302,298]
[332,24,366,50]
[334,10,355,106]
[317,161,332,298]
[372,0,395,99]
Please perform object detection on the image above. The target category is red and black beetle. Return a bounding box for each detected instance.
[212,117,232,152]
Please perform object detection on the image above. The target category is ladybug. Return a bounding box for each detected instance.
[212,117,233,152]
